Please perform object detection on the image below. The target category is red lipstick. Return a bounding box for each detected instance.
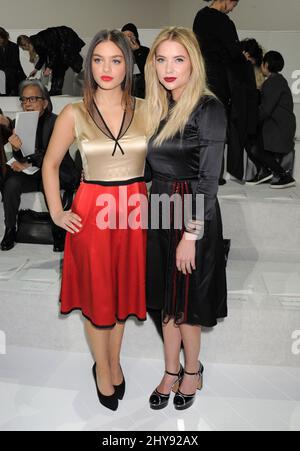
[164,77,177,83]
[101,76,114,81]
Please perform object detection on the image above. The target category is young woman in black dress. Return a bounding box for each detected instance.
[145,27,228,411]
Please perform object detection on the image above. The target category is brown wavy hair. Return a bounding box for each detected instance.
[84,29,134,112]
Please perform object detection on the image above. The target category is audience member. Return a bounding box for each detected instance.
[17,26,85,95]
[0,27,26,95]
[121,23,149,98]
[246,51,296,188]
[0,80,79,252]
[241,38,264,89]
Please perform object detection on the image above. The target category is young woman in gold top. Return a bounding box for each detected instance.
[42,30,148,411]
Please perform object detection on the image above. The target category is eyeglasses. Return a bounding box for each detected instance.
[19,96,44,104]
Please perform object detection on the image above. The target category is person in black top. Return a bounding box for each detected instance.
[193,0,240,108]
[193,0,250,182]
[0,80,79,252]
[17,27,85,96]
[121,23,150,98]
[145,27,227,411]
[0,27,26,95]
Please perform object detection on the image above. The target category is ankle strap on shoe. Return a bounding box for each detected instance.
[165,364,182,377]
[184,370,199,376]
[184,363,203,376]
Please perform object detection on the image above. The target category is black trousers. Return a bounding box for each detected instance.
[49,64,69,96]
[246,133,286,177]
[2,170,66,240]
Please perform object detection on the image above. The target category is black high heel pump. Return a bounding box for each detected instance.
[92,363,119,411]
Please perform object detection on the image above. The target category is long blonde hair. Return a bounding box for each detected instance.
[145,27,213,145]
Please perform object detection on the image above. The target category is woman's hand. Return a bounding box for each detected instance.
[176,233,197,275]
[8,133,22,151]
[43,67,52,77]
[52,210,82,234]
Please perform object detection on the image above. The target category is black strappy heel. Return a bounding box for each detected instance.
[173,362,204,410]
[149,364,184,410]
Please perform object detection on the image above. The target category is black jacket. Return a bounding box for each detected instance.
[30,26,85,73]
[0,41,26,95]
[259,73,296,154]
[193,6,244,106]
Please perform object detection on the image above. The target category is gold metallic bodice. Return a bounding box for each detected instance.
[72,98,147,182]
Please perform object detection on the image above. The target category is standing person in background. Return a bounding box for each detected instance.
[17,26,85,96]
[0,27,26,95]
[42,30,148,411]
[122,23,150,98]
[193,0,248,183]
[145,27,227,411]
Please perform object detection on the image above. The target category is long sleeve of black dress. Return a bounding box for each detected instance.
[195,98,227,223]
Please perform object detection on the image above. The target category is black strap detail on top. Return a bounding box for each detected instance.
[83,177,145,187]
[93,100,126,156]
[90,100,135,157]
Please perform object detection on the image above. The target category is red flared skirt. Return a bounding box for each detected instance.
[60,180,147,328]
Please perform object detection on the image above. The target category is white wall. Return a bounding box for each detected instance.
[1,0,169,35]
[3,0,300,33]
[169,0,300,31]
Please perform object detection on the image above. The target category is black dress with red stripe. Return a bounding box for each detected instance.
[146,96,228,327]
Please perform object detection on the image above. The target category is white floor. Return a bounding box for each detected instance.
[0,181,300,431]
[0,346,300,431]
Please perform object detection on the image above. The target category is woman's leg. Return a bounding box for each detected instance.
[109,322,125,386]
[84,320,114,396]
[155,319,182,394]
[179,324,202,394]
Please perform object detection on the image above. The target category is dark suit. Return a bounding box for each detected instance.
[0,41,26,95]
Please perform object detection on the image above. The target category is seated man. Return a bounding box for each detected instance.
[1,80,79,252]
